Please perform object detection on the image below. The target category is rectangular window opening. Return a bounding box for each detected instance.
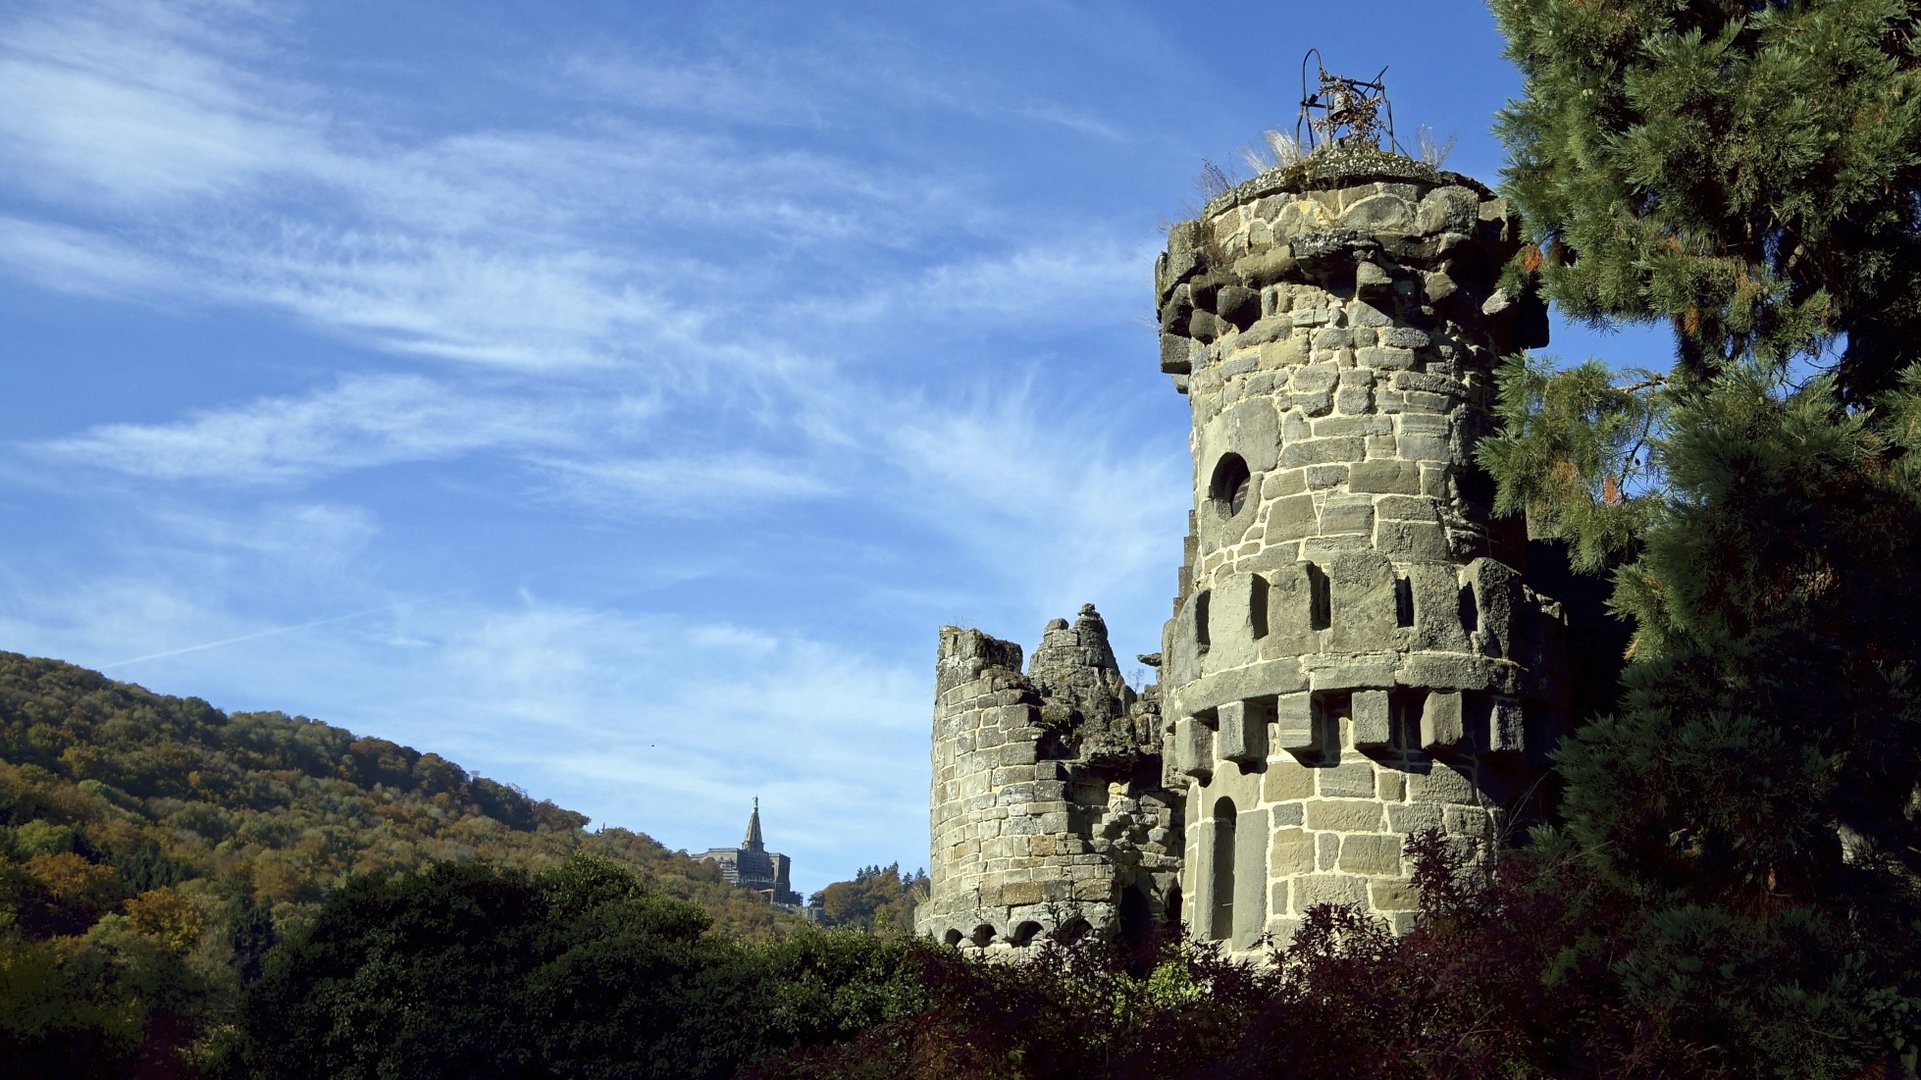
[1306,563,1331,631]
[1195,590,1212,653]
[1395,576,1414,628]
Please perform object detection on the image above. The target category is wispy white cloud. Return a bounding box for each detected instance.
[534,452,839,518]
[0,216,175,296]
[34,373,616,484]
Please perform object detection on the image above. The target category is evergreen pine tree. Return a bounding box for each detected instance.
[1488,0,1921,902]
[1481,3,1921,1066]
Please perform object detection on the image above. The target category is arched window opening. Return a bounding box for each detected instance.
[1053,916,1092,946]
[1209,453,1252,517]
[1209,796,1238,941]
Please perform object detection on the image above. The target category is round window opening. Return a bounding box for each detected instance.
[1209,453,1252,517]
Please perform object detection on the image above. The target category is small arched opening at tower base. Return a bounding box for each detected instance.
[1209,452,1252,517]
[1008,920,1043,947]
[1208,796,1238,942]
[942,928,963,947]
[1053,916,1092,946]
[970,923,996,947]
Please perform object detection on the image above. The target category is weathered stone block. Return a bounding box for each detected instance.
[1160,333,1194,375]
[1311,415,1391,438]
[1397,433,1454,462]
[1264,493,1318,543]
[1375,494,1440,521]
[1349,459,1419,494]
[1369,879,1419,912]
[1262,468,1307,499]
[1176,714,1213,778]
[1356,346,1415,370]
[1265,763,1315,802]
[1467,558,1521,658]
[1275,432,1367,466]
[1317,831,1340,870]
[1317,762,1376,799]
[1413,761,1478,804]
[1387,801,1444,833]
[1375,520,1450,560]
[1295,874,1369,910]
[1421,690,1465,749]
[1275,690,1315,751]
[1318,496,1375,537]
[1376,770,1407,801]
[1304,799,1386,832]
[1217,698,1267,764]
[1234,807,1269,943]
[1308,653,1398,690]
[1352,689,1392,749]
[1303,464,1349,489]
[1339,834,1404,876]
[1271,827,1314,876]
[1327,549,1398,653]
[1399,652,1490,692]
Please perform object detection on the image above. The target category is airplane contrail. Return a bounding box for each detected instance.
[101,598,428,669]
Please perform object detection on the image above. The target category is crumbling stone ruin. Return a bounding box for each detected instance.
[919,146,1571,955]
[916,606,1182,952]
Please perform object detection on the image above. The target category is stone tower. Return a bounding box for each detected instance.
[916,605,1182,950]
[1155,149,1569,948]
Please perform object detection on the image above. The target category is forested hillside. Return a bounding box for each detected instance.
[0,650,803,1070]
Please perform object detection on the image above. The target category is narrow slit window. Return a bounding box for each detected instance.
[1250,574,1270,639]
[1459,582,1478,634]
[1306,563,1330,631]
[1195,590,1212,653]
[1395,576,1414,628]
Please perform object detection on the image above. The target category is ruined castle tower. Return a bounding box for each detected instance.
[916,605,1182,950]
[1156,149,1569,948]
[918,137,1571,954]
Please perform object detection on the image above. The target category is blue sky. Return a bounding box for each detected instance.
[0,0,1669,896]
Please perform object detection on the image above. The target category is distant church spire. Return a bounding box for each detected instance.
[743,797,764,851]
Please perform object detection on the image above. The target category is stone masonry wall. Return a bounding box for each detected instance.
[1154,152,1571,949]
[918,606,1182,950]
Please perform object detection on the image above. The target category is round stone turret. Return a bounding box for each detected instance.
[1156,151,1568,947]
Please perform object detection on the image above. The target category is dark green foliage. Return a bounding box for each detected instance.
[1478,1,1921,1072]
[241,856,759,1080]
[1492,0,1921,399]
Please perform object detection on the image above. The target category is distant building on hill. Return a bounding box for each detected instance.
[696,798,801,906]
